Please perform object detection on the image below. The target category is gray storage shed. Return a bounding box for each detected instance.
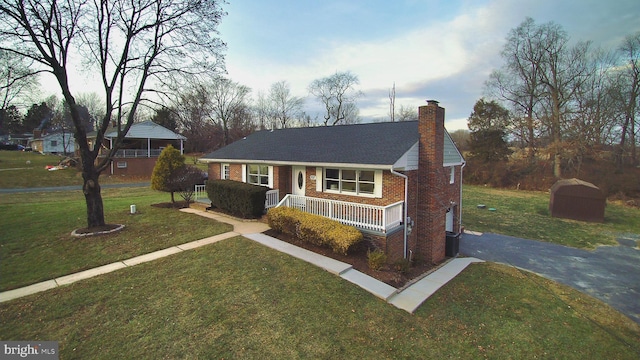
[549,178,605,222]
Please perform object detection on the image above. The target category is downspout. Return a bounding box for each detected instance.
[390,168,409,259]
[459,161,466,233]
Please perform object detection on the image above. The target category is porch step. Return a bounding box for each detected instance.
[243,233,353,275]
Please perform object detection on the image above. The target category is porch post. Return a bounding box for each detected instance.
[147,137,151,157]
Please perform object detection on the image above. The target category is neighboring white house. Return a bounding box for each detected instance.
[30,131,75,154]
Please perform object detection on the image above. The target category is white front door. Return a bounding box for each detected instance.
[292,166,306,197]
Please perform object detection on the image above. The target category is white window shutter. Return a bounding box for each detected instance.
[241,164,247,183]
[374,170,383,198]
[316,167,323,192]
[268,166,274,188]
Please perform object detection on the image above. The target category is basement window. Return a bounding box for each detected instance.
[117,161,128,169]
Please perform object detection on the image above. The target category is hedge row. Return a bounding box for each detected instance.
[206,179,269,218]
[267,207,363,255]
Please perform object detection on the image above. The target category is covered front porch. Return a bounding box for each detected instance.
[194,186,404,234]
[276,194,403,234]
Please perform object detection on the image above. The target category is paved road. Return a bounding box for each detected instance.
[460,232,640,324]
[0,182,150,194]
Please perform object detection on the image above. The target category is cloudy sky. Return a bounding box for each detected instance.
[216,0,640,130]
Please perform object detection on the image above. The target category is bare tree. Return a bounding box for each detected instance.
[174,83,218,153]
[0,49,39,110]
[269,81,304,129]
[0,0,226,228]
[253,91,274,130]
[308,71,362,126]
[396,104,418,122]
[486,17,545,161]
[487,18,591,177]
[613,31,640,167]
[208,77,251,146]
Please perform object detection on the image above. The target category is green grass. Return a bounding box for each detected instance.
[0,150,150,188]
[463,185,640,249]
[0,187,232,291]
[0,238,638,359]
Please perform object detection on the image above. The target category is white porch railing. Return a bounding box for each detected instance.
[194,185,280,210]
[276,194,403,233]
[195,184,207,202]
[264,189,280,209]
[114,149,163,158]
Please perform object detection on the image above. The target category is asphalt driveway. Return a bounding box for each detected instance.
[460,232,640,324]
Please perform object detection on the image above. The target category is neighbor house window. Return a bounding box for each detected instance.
[247,164,269,186]
[449,166,455,184]
[50,140,57,147]
[325,168,376,195]
[221,163,230,180]
[117,161,127,169]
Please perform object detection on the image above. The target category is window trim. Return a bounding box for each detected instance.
[323,168,381,198]
[246,164,273,187]
[221,163,230,180]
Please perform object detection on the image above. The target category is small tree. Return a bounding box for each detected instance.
[151,145,185,203]
[168,165,206,205]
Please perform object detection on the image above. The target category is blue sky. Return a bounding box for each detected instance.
[216,0,640,130]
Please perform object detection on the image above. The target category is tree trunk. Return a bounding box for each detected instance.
[82,167,105,228]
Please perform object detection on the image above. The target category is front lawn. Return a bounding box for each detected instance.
[0,187,232,291]
[462,185,640,249]
[1,237,638,359]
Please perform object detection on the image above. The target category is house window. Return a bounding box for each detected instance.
[117,161,127,169]
[449,166,455,184]
[325,168,376,195]
[50,140,57,147]
[247,164,269,186]
[221,163,230,180]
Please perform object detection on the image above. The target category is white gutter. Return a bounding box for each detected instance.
[390,167,409,259]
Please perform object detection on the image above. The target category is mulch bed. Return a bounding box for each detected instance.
[151,201,191,209]
[263,229,434,289]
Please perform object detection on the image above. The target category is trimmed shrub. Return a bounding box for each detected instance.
[267,207,363,255]
[206,179,269,218]
[367,249,387,270]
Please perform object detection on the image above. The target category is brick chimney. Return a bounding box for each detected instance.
[416,100,446,264]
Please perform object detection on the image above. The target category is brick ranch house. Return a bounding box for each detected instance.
[200,100,465,265]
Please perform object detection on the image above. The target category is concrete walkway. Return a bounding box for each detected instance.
[1,207,482,314]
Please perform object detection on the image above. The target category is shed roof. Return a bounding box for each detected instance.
[550,178,604,199]
[104,121,186,140]
[200,121,464,168]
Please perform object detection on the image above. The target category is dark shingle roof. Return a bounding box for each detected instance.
[201,121,420,166]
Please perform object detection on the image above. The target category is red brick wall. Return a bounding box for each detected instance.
[305,168,405,207]
[110,157,157,177]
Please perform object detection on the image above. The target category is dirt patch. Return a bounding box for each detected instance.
[263,229,434,288]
